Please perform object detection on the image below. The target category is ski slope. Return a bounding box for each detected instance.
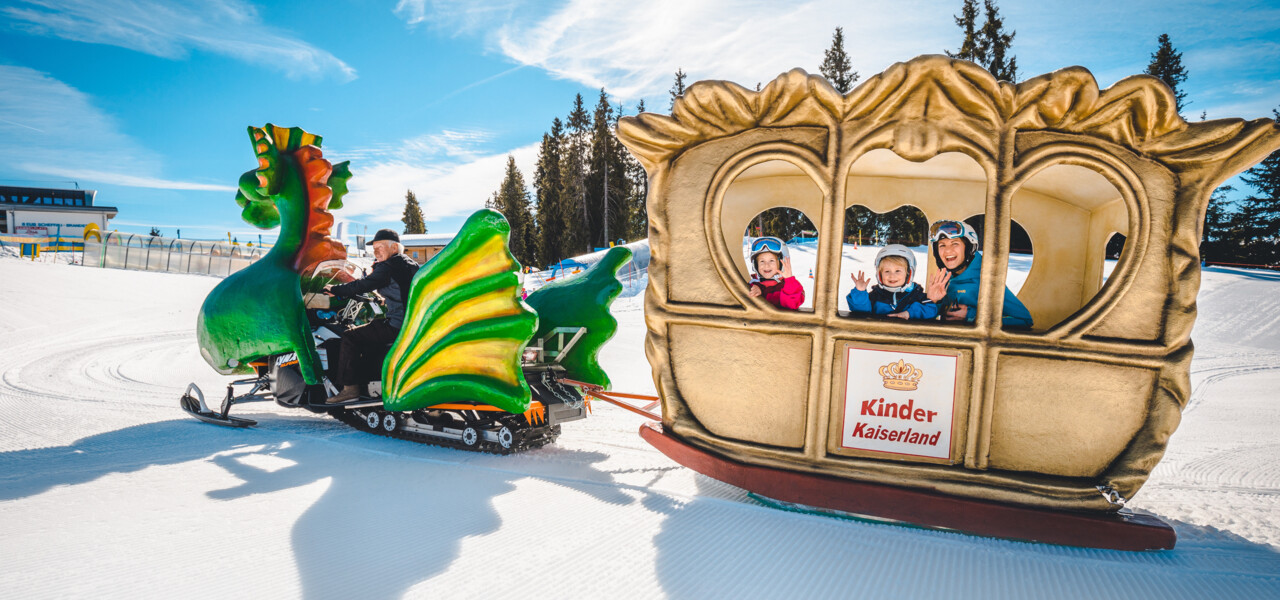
[0,254,1278,599]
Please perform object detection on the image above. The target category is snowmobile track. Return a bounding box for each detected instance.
[327,406,561,455]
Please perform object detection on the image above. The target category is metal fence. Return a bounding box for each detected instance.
[83,232,269,277]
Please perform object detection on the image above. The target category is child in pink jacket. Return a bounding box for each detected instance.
[747,237,805,310]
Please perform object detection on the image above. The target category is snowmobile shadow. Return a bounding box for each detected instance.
[205,431,635,599]
[0,417,636,598]
[646,477,1280,598]
[0,419,259,502]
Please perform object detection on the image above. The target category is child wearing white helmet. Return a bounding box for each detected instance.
[929,219,1033,327]
[847,244,947,319]
[747,236,805,310]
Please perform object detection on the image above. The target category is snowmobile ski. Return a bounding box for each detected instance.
[179,383,258,428]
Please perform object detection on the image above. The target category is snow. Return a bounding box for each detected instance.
[2,253,1279,598]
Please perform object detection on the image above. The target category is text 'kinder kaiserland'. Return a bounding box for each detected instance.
[850,397,943,446]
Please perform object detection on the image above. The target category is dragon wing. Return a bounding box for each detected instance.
[524,245,633,389]
[382,210,538,413]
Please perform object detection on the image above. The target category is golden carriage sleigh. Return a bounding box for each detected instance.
[614,55,1280,550]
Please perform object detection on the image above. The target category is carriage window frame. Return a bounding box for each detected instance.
[836,149,992,329]
[717,155,828,315]
[832,201,940,323]
[1001,157,1136,335]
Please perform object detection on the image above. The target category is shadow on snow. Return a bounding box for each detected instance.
[0,418,633,599]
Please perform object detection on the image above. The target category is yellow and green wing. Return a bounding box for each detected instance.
[382,210,537,413]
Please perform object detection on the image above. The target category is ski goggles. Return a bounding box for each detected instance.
[929,220,966,243]
[750,237,785,254]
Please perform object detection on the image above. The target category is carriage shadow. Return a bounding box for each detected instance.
[643,476,1280,599]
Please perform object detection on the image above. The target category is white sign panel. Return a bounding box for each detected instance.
[840,346,959,460]
[14,211,99,240]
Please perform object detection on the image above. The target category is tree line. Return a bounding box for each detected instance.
[479,91,648,269]
[1204,135,1280,267]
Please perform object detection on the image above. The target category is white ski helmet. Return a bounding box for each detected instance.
[929,219,979,273]
[748,236,790,278]
[874,244,916,293]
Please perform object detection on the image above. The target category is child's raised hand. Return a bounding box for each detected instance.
[780,257,793,279]
[927,269,950,302]
[852,270,870,291]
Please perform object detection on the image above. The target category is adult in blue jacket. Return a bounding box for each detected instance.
[930,220,1034,328]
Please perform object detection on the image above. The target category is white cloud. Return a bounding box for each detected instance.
[0,65,230,191]
[17,165,237,192]
[4,0,355,81]
[401,0,952,101]
[394,0,527,32]
[339,134,540,224]
[339,129,495,163]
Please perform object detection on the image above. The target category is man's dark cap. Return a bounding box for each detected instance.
[373,229,400,243]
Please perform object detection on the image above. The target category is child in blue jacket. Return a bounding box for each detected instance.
[846,245,946,319]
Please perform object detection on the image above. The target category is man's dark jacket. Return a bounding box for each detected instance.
[329,254,419,328]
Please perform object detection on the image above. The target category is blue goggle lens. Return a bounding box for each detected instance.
[930,221,965,241]
[751,238,783,253]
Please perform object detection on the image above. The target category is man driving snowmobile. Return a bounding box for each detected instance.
[323,228,419,403]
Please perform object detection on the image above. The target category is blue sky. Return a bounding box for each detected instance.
[1,0,1277,242]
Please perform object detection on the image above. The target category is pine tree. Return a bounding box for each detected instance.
[669,68,687,110]
[947,0,1017,82]
[1145,33,1189,114]
[755,207,813,241]
[1227,202,1264,262]
[1201,185,1235,264]
[489,156,535,266]
[608,101,633,242]
[884,206,930,246]
[1237,109,1280,264]
[585,89,631,248]
[401,189,426,234]
[819,27,859,94]
[534,119,565,267]
[560,93,592,255]
[945,0,982,63]
[625,99,649,239]
[977,0,1017,82]
[844,206,880,245]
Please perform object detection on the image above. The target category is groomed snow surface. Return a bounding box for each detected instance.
[1,252,1278,599]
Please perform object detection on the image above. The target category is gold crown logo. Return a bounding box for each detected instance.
[879,359,923,391]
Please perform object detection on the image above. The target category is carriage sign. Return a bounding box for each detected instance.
[840,346,958,460]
